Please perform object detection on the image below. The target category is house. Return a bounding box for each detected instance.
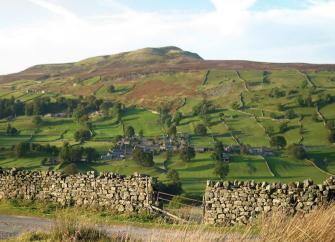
[224,145,240,153]
[195,147,207,153]
[54,113,67,118]
[101,149,126,160]
[221,153,230,163]
[248,147,275,156]
[134,144,160,153]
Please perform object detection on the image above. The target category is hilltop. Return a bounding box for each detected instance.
[1,46,335,108]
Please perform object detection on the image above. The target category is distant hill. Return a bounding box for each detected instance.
[1,46,335,84]
[0,46,335,108]
[0,46,202,83]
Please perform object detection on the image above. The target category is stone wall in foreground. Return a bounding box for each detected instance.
[0,168,155,213]
[204,177,335,225]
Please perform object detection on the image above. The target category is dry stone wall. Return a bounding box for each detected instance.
[204,177,335,225]
[0,168,155,213]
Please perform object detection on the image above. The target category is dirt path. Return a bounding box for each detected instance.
[0,214,253,241]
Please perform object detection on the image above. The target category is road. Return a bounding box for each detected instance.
[0,214,255,241]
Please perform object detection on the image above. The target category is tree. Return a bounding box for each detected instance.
[214,162,229,179]
[296,94,313,107]
[125,126,135,138]
[279,122,289,133]
[107,85,115,93]
[270,136,287,149]
[84,147,99,162]
[59,143,70,162]
[32,116,43,127]
[132,147,154,167]
[240,144,250,154]
[277,104,285,111]
[14,142,29,157]
[328,130,335,144]
[288,144,307,159]
[6,124,18,136]
[166,169,180,184]
[194,124,207,136]
[285,109,296,119]
[158,105,172,130]
[179,146,196,162]
[211,141,223,161]
[265,126,275,136]
[167,125,177,138]
[263,71,271,84]
[74,129,91,142]
[269,87,286,98]
[138,129,144,138]
[173,112,183,125]
[99,101,111,116]
[326,120,335,131]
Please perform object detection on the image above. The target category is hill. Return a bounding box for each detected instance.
[0,46,334,195]
[1,46,335,108]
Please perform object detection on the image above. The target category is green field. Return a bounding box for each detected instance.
[0,66,335,196]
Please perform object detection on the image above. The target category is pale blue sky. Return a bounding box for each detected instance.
[0,0,335,74]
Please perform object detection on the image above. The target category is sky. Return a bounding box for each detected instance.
[0,0,335,74]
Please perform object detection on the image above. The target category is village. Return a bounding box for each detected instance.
[100,132,277,163]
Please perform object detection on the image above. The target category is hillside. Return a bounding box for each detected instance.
[1,46,335,108]
[0,46,334,195]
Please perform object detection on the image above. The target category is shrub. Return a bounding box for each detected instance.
[269,87,286,98]
[166,169,180,184]
[167,195,186,209]
[51,215,117,242]
[194,124,207,136]
[63,163,78,175]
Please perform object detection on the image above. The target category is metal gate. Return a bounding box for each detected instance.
[152,191,204,223]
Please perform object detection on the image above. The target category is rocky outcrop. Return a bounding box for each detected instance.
[204,177,335,225]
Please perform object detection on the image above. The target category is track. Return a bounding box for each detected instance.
[0,214,247,241]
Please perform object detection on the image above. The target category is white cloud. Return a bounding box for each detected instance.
[27,0,79,20]
[0,0,334,74]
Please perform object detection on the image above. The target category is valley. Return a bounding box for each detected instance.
[0,47,334,196]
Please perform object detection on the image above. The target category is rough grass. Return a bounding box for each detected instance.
[5,204,335,242]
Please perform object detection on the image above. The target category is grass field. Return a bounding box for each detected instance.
[0,68,334,195]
